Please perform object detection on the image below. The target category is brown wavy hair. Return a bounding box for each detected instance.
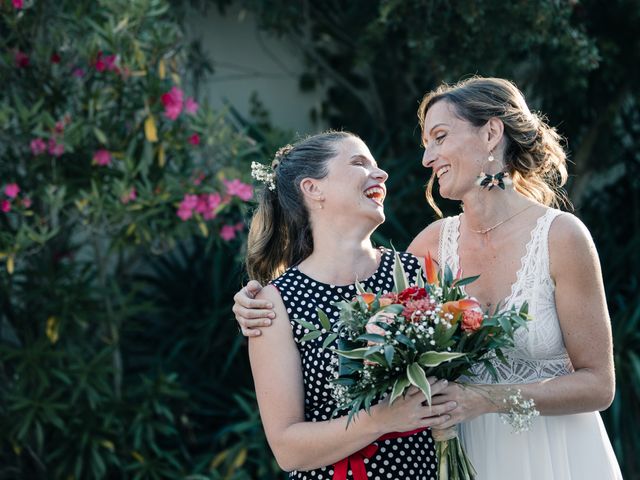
[418,77,571,216]
[246,131,357,284]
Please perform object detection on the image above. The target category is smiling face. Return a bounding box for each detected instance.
[421,100,490,201]
[313,136,388,226]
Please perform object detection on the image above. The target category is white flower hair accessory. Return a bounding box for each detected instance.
[251,161,276,191]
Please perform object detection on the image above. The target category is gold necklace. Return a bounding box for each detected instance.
[469,204,535,235]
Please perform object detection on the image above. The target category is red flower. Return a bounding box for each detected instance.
[15,50,29,68]
[401,298,433,322]
[51,52,61,64]
[12,0,23,9]
[398,286,427,303]
[188,133,200,146]
[95,51,106,72]
[1,200,11,213]
[461,310,484,332]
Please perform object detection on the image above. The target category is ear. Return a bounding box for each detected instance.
[299,177,324,203]
[485,117,504,152]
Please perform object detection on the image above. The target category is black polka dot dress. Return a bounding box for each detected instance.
[271,248,438,480]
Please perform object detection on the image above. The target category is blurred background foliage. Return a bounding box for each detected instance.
[1,0,638,478]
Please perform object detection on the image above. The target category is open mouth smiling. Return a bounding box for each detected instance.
[364,185,386,206]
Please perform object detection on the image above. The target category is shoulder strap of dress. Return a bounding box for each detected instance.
[437,215,461,270]
[527,208,564,281]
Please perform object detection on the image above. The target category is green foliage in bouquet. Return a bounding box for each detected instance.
[298,250,530,425]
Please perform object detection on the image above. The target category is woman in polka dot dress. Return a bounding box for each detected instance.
[245,131,455,479]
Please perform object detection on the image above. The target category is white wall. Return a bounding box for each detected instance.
[186,5,326,135]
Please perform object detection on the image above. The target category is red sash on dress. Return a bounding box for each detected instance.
[332,428,427,480]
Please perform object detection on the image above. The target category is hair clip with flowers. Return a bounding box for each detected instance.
[251,162,276,191]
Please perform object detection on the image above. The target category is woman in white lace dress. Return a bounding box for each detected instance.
[234,77,622,479]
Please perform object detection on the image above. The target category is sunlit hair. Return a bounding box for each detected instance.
[246,131,357,284]
[418,77,571,216]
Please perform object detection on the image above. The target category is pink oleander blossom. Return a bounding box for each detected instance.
[93,149,111,166]
[72,68,85,78]
[192,172,206,186]
[30,138,47,156]
[161,86,183,120]
[15,50,29,68]
[199,192,223,220]
[224,179,253,201]
[48,138,64,157]
[22,197,32,208]
[13,0,23,9]
[177,208,193,221]
[120,188,137,204]
[188,133,200,146]
[1,200,11,213]
[185,97,199,115]
[4,184,20,198]
[220,225,237,241]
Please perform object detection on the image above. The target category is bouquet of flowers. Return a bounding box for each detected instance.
[300,250,533,480]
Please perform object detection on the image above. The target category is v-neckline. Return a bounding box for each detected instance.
[452,209,550,312]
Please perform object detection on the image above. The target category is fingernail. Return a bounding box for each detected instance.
[268,313,276,318]
[264,320,271,326]
[448,402,457,409]
[444,415,451,420]
[442,379,448,385]
[267,303,273,308]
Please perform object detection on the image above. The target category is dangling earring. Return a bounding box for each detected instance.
[476,171,512,190]
[488,153,495,162]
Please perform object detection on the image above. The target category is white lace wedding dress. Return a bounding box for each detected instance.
[438,209,622,480]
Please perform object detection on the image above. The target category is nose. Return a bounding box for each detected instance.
[422,147,436,169]
[373,166,389,183]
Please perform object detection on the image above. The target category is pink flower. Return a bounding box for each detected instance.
[234,222,244,231]
[120,188,137,204]
[12,0,23,9]
[15,50,29,68]
[30,138,47,156]
[220,225,237,241]
[72,68,85,78]
[93,149,111,166]
[188,133,200,146]
[95,51,106,72]
[104,54,118,71]
[192,172,206,186]
[197,192,222,220]
[55,121,65,135]
[4,183,20,198]
[47,138,64,157]
[161,86,183,120]
[51,52,61,64]
[1,200,10,213]
[177,208,193,221]
[224,179,253,201]
[185,97,199,115]
[22,197,32,208]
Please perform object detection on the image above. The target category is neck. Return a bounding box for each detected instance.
[460,186,533,234]
[298,216,380,285]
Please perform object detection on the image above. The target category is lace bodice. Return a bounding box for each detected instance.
[438,208,574,384]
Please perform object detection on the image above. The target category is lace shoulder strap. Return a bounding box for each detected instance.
[520,208,565,285]
[437,215,461,271]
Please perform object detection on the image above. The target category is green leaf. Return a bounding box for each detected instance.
[384,344,395,366]
[393,248,408,293]
[333,347,369,359]
[292,317,317,332]
[389,376,410,405]
[355,333,385,344]
[407,362,432,405]
[415,267,425,288]
[452,274,480,287]
[322,333,338,349]
[93,127,108,145]
[355,279,366,295]
[317,308,332,332]
[300,331,322,342]
[418,351,467,367]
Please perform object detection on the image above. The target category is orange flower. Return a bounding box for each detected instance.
[441,299,481,323]
[359,293,376,306]
[425,251,438,285]
[461,310,484,332]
